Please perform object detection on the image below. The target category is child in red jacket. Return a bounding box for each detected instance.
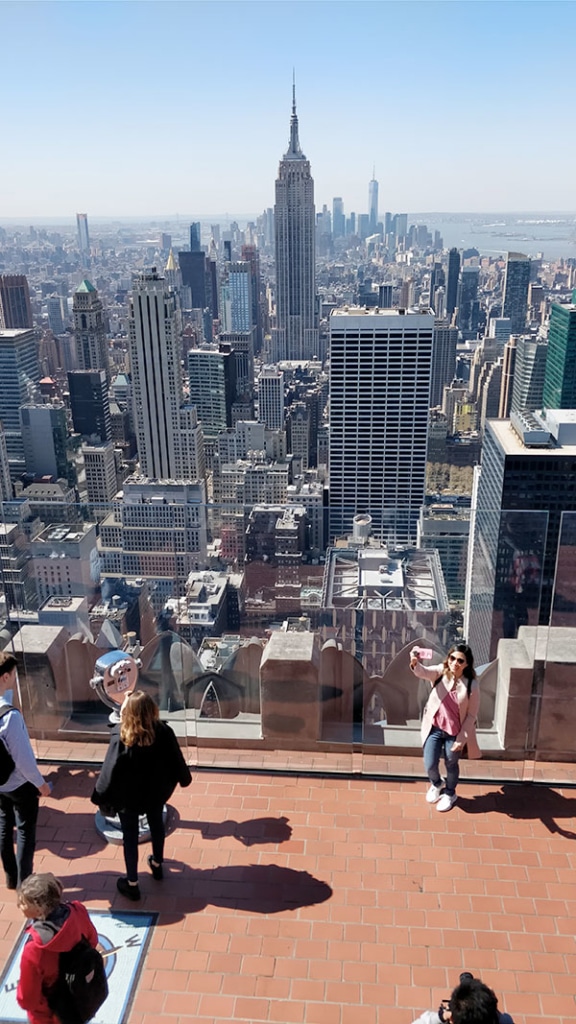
[16,872,99,1024]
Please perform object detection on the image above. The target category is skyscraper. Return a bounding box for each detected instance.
[0,328,40,475]
[465,412,576,664]
[220,262,252,333]
[72,280,109,378]
[511,335,548,414]
[542,302,576,409]
[430,321,458,408]
[129,268,185,479]
[188,349,237,439]
[20,403,70,481]
[332,197,345,239]
[329,308,434,543]
[502,252,530,335]
[76,213,90,254]
[273,85,318,362]
[190,222,201,252]
[0,275,33,329]
[258,366,284,430]
[368,171,378,233]
[68,369,111,442]
[446,248,460,320]
[456,265,480,336]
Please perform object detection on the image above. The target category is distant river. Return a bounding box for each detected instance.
[409,213,576,261]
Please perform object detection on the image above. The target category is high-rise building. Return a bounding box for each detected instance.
[0,328,40,476]
[178,251,207,313]
[542,302,576,410]
[465,411,576,664]
[430,321,458,408]
[129,268,185,479]
[76,213,90,254]
[258,366,284,430]
[20,403,70,482]
[68,369,111,443]
[0,275,33,329]
[502,252,530,335]
[190,222,201,252]
[498,337,517,418]
[332,197,345,239]
[83,441,118,506]
[329,308,434,543]
[368,172,378,233]
[240,243,264,352]
[511,335,548,414]
[72,280,109,378]
[273,86,318,361]
[446,249,460,320]
[220,262,252,333]
[188,349,237,439]
[219,330,255,400]
[47,295,67,336]
[457,266,480,335]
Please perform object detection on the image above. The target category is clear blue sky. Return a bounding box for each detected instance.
[1,0,575,219]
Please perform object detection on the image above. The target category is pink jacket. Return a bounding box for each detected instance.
[410,661,482,759]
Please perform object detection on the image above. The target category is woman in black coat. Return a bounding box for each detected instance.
[91,690,191,900]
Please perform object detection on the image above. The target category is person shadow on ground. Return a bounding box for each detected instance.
[181,815,293,846]
[457,783,576,839]
[57,861,333,920]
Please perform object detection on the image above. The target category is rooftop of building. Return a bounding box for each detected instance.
[331,306,435,319]
[2,748,575,1024]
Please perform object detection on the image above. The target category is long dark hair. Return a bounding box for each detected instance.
[442,643,476,693]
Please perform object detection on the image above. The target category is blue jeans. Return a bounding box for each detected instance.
[0,782,40,887]
[423,727,461,796]
[119,804,165,883]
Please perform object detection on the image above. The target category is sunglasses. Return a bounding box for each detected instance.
[449,655,466,665]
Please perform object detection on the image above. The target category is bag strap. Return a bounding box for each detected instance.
[0,705,16,722]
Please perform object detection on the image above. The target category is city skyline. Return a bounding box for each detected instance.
[2,0,576,217]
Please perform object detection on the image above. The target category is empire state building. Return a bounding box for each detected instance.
[273,87,318,362]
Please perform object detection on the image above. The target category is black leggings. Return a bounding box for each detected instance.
[118,804,164,883]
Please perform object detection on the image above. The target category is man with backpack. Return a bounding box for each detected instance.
[0,652,51,889]
[16,872,107,1024]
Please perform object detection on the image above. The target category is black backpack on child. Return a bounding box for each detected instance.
[0,705,16,785]
[46,936,108,1024]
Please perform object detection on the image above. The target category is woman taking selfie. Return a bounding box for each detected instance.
[409,643,480,812]
[92,690,191,900]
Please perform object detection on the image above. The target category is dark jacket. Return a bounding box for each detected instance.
[91,720,192,814]
[17,901,98,1024]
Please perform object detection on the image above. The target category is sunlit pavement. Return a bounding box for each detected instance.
[2,759,576,1024]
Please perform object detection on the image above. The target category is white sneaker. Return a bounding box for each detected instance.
[426,783,442,804]
[437,793,457,812]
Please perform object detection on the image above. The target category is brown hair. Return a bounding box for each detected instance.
[18,873,63,918]
[120,690,158,748]
[0,652,17,677]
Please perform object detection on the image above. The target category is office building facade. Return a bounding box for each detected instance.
[68,369,112,443]
[0,328,40,475]
[329,308,434,543]
[0,275,33,330]
[542,302,576,409]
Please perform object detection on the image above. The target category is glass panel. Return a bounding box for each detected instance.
[0,495,574,782]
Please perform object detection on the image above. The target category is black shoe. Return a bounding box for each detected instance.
[5,874,17,890]
[116,877,141,901]
[147,855,163,880]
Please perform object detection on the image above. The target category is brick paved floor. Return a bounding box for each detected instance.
[2,765,576,1024]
